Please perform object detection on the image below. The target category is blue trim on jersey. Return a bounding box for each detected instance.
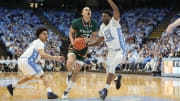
[28,49,40,73]
[117,28,127,56]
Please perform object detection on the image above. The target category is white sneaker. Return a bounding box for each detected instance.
[62,91,69,99]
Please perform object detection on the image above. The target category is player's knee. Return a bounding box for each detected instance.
[68,53,76,60]
[67,59,75,66]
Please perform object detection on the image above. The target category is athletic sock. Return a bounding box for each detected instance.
[105,84,110,90]
[12,82,17,88]
[114,76,118,80]
[66,80,74,92]
[68,72,72,76]
[47,87,52,92]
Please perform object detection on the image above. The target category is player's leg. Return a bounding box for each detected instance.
[99,50,122,100]
[30,64,58,99]
[66,53,76,84]
[62,61,83,99]
[7,75,35,96]
[7,58,37,96]
[39,74,58,99]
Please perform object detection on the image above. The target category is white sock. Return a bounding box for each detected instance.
[66,80,74,92]
[114,76,118,80]
[68,72,72,75]
[12,82,17,87]
[105,84,110,90]
[47,87,52,92]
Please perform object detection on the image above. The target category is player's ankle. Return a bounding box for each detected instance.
[12,82,17,88]
[47,87,52,92]
[68,72,72,75]
[105,84,110,90]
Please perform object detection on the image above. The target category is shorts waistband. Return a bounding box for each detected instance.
[108,48,122,51]
[19,57,29,58]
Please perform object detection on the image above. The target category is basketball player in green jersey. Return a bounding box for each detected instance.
[62,7,98,99]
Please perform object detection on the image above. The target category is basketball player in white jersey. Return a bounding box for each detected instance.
[88,0,127,100]
[6,27,64,99]
[166,18,180,35]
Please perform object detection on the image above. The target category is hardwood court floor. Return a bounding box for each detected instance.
[0,72,180,101]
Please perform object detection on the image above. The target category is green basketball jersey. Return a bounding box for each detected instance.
[71,18,98,38]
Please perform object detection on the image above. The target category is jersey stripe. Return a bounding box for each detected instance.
[117,28,127,56]
[28,49,39,72]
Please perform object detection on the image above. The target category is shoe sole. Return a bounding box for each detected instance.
[62,95,68,99]
[48,96,58,99]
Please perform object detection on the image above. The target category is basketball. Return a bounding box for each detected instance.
[73,37,87,50]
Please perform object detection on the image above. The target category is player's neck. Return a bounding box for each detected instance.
[83,16,91,22]
[104,21,110,26]
[39,38,45,43]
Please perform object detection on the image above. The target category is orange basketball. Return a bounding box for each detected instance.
[73,37,87,50]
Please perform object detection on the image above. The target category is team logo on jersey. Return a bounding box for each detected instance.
[104,30,114,42]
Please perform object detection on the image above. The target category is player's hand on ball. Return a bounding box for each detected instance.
[83,37,90,43]
[73,37,87,50]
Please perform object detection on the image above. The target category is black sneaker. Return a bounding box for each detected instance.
[114,74,122,90]
[66,73,72,84]
[62,91,69,99]
[99,88,108,100]
[7,84,14,96]
[47,92,58,99]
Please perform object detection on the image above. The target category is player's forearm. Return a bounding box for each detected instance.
[69,32,74,44]
[171,18,180,28]
[87,41,101,47]
[87,37,104,47]
[107,0,119,13]
[87,32,98,42]
[87,37,96,42]
[41,53,56,60]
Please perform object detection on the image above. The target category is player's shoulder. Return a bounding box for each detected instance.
[72,18,81,23]
[33,39,44,45]
[100,23,105,29]
[91,18,98,24]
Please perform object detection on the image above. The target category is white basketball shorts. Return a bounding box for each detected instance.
[106,49,125,74]
[18,58,44,77]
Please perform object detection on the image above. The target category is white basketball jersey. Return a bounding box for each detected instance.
[99,17,126,53]
[20,39,45,63]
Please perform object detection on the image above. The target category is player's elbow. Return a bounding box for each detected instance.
[97,41,102,46]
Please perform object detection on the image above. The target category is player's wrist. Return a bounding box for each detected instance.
[53,56,57,60]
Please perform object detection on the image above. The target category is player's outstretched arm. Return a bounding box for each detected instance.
[107,0,120,20]
[87,37,104,47]
[167,18,180,35]
[38,49,65,62]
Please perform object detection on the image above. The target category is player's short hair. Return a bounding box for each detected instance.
[81,7,91,13]
[35,27,48,38]
[101,10,113,17]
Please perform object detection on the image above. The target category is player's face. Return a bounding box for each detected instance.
[39,31,48,42]
[102,13,111,25]
[82,7,91,18]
